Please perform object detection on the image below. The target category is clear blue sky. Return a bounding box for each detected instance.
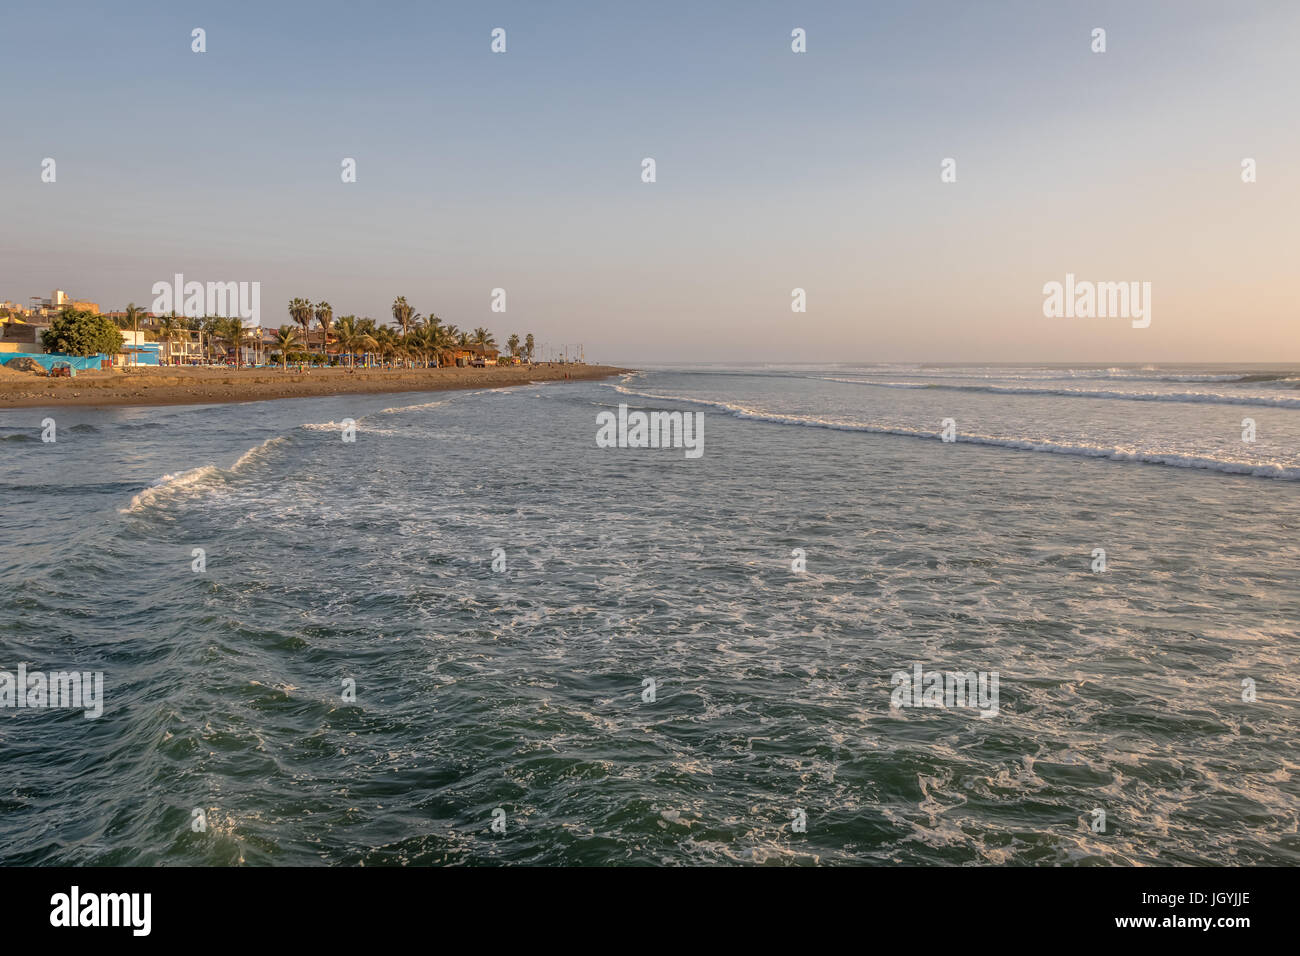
[3,1,1297,363]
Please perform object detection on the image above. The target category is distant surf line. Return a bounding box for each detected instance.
[816,377,1300,409]
[608,383,1300,481]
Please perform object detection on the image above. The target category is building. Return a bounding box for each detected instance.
[448,344,499,367]
[164,326,206,365]
[115,329,161,366]
[27,290,100,319]
[0,315,53,354]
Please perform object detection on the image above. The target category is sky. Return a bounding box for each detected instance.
[2,0,1297,364]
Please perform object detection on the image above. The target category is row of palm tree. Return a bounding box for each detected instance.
[273,296,535,369]
[273,314,480,369]
[113,296,538,368]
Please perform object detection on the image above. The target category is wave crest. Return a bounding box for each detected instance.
[609,384,1300,481]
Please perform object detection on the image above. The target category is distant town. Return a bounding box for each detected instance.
[1,290,585,371]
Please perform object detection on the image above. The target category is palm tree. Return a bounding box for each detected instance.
[409,325,438,367]
[333,314,359,367]
[124,302,145,366]
[524,333,535,363]
[288,298,313,353]
[425,326,441,366]
[391,296,419,340]
[313,301,333,354]
[431,323,457,367]
[372,326,397,367]
[506,333,521,362]
[356,318,379,367]
[156,314,182,366]
[273,325,301,368]
[201,316,224,363]
[214,317,239,366]
[472,327,497,349]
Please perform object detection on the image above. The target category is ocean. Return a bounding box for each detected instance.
[1,364,1298,865]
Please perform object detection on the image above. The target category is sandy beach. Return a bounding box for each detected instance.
[0,363,630,409]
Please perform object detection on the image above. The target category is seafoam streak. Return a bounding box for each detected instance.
[818,377,1300,409]
[608,384,1300,481]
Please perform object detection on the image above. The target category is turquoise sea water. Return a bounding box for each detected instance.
[1,365,1298,865]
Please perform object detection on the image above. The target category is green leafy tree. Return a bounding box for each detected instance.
[41,309,124,357]
[273,325,301,368]
[333,314,362,367]
[124,302,145,338]
[408,325,438,367]
[431,323,457,366]
[217,317,256,367]
[155,313,182,365]
[372,326,397,366]
[391,296,419,339]
[313,301,333,352]
[288,298,313,352]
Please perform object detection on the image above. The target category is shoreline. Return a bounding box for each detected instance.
[0,363,632,410]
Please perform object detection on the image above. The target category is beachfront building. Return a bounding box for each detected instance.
[259,327,280,364]
[115,330,161,367]
[448,344,499,367]
[0,315,51,354]
[164,326,205,365]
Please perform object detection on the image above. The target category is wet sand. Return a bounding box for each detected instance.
[0,363,631,409]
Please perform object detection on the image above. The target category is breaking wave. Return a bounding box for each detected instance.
[818,378,1300,408]
[609,384,1300,481]
[122,435,296,513]
[231,435,290,471]
[122,465,224,513]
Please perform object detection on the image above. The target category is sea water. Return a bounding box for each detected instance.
[1,365,1297,864]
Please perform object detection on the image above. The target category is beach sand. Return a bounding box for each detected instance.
[0,363,631,409]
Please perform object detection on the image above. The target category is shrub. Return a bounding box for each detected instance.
[41,309,125,357]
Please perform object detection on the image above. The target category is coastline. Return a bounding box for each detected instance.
[0,363,632,409]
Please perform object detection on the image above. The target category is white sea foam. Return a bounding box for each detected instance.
[300,419,400,438]
[122,465,222,513]
[609,384,1300,480]
[124,434,295,513]
[827,367,1286,384]
[818,377,1300,408]
[380,400,447,414]
[231,435,290,471]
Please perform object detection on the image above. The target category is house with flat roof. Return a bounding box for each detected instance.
[448,344,499,367]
